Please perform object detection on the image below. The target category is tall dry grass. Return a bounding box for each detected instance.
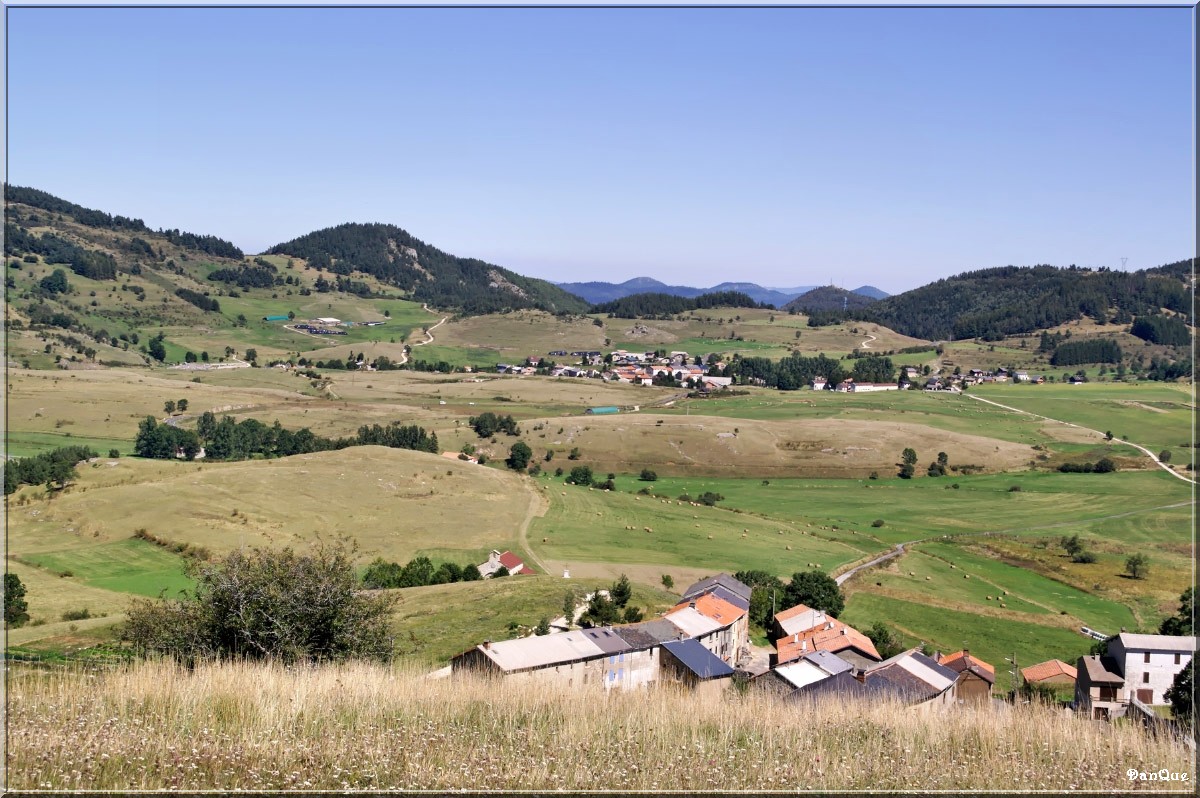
[6,659,1193,791]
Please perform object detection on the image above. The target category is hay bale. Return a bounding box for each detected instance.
[542,537,548,543]
[964,574,970,579]
[925,576,931,581]
[707,535,713,540]
[786,545,792,551]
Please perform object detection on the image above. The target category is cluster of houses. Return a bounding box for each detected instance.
[451,573,1195,721]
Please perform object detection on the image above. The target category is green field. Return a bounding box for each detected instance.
[19,538,193,598]
[971,382,1196,466]
[841,592,1097,670]
[613,470,1191,549]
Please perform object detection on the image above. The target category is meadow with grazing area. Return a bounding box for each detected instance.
[7,659,1191,792]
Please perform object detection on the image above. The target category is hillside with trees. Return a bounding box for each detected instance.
[855,262,1192,341]
[783,286,878,314]
[266,222,588,315]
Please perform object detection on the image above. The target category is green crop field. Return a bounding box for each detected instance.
[970,382,1196,466]
[18,538,193,598]
[841,592,1097,670]
[611,470,1190,549]
[529,476,877,580]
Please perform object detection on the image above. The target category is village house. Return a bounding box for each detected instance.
[770,603,881,670]
[659,639,735,697]
[862,649,959,709]
[1074,633,1195,719]
[811,376,828,390]
[477,550,527,578]
[936,649,996,704]
[758,649,854,695]
[1021,659,1077,693]
[450,574,752,689]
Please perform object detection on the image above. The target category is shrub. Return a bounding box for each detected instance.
[108,449,120,458]
[1008,485,1022,492]
[871,519,885,528]
[61,607,92,621]
[566,466,593,486]
[123,544,394,664]
[639,469,658,482]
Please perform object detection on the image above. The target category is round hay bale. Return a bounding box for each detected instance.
[909,571,915,576]
[695,523,700,528]
[786,545,792,551]
[986,596,992,600]
[741,533,747,538]
[925,576,931,581]
[1002,590,1008,596]
[561,492,567,496]
[707,535,713,540]
[964,574,970,579]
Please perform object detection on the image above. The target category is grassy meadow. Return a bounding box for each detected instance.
[8,659,1192,792]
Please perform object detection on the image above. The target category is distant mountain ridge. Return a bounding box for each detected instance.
[556,278,888,307]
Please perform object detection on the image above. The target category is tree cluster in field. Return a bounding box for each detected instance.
[1050,339,1122,366]
[123,545,393,664]
[577,574,643,627]
[677,491,724,506]
[1057,458,1117,474]
[3,445,96,494]
[468,412,520,438]
[591,290,770,318]
[360,556,483,589]
[734,569,846,629]
[134,414,438,461]
[725,352,852,390]
[265,222,588,315]
[174,288,221,312]
[207,264,279,290]
[1059,534,1098,564]
[1142,356,1192,381]
[845,262,1191,341]
[1130,314,1191,346]
[5,184,243,258]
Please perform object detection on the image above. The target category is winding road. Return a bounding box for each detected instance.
[964,393,1196,485]
[397,305,449,365]
[859,332,877,350]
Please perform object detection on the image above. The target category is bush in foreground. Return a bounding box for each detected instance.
[123,545,394,664]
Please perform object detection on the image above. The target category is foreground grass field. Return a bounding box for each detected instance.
[8,660,1190,792]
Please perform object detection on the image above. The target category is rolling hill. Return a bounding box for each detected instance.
[557,277,818,307]
[858,263,1193,341]
[266,223,589,315]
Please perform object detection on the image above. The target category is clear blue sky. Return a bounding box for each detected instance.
[6,5,1194,293]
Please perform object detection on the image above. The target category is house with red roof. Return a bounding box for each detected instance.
[478,549,528,578]
[937,649,996,703]
[771,603,881,670]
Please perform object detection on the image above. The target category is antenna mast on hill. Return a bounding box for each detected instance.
[1121,257,1128,269]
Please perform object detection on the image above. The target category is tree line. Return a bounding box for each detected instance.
[361,556,483,589]
[1130,315,1191,346]
[5,223,118,280]
[134,415,438,461]
[175,288,221,312]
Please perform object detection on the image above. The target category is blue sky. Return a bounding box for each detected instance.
[5,5,1194,293]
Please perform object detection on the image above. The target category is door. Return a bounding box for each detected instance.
[1136,689,1153,704]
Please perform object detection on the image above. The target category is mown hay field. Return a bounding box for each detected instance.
[7,659,1191,792]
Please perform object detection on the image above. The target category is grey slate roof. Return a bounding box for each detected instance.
[613,618,684,649]
[707,584,751,612]
[663,639,735,680]
[801,649,855,676]
[1116,633,1198,653]
[681,573,752,604]
[580,626,634,655]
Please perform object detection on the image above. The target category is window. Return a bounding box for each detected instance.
[1144,652,1151,663]
[1175,653,1181,665]
[1143,672,1150,683]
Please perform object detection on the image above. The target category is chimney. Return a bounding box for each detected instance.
[800,640,807,652]
[793,634,799,643]
[482,640,491,650]
[841,628,848,636]
[689,601,696,610]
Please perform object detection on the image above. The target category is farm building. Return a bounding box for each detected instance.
[315,317,341,325]
[862,650,959,709]
[660,639,735,697]
[771,603,881,670]
[262,314,290,321]
[1021,659,1077,688]
[478,550,527,578]
[759,650,854,695]
[936,650,996,704]
[586,406,620,415]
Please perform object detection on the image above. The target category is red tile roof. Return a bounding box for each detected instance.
[670,593,746,626]
[775,618,881,665]
[498,551,525,573]
[938,650,995,676]
[1021,659,1078,683]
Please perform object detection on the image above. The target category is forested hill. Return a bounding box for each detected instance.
[4,184,244,260]
[857,262,1193,341]
[783,286,878,314]
[592,290,770,318]
[266,223,588,315]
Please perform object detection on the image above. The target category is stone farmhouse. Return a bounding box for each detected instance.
[450,574,752,691]
[1074,633,1195,720]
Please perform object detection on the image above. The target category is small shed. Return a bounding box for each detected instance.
[586,406,620,415]
[263,315,289,321]
[661,639,734,697]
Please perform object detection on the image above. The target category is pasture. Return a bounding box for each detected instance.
[529,477,877,579]
[970,382,1196,467]
[840,592,1098,669]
